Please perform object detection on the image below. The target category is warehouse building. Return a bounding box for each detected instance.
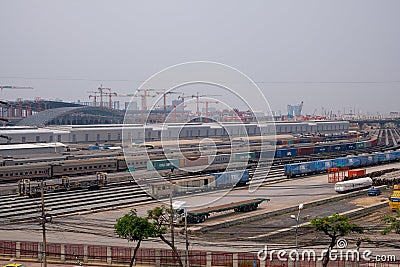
[0,121,349,144]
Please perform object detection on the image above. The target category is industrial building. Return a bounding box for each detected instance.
[0,121,349,145]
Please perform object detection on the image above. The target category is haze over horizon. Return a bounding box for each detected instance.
[1,1,399,115]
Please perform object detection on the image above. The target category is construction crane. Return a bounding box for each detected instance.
[0,85,33,90]
[135,89,158,111]
[104,91,117,109]
[200,100,219,122]
[88,91,99,107]
[191,92,221,116]
[97,85,111,107]
[156,91,181,112]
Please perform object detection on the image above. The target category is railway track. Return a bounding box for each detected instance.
[1,138,399,223]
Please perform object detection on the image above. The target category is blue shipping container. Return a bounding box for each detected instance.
[275,148,297,158]
[313,159,334,172]
[346,156,361,167]
[284,162,315,177]
[346,143,356,150]
[314,146,331,154]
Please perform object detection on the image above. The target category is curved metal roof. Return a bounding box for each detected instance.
[18,107,124,126]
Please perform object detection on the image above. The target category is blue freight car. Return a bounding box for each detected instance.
[313,159,334,172]
[314,145,331,154]
[212,170,250,187]
[330,144,347,152]
[345,143,357,150]
[275,148,297,158]
[284,162,314,178]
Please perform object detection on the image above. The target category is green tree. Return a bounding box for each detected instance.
[115,206,184,267]
[382,210,400,235]
[147,206,184,267]
[115,209,156,267]
[311,213,363,267]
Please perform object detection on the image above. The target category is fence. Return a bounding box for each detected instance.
[0,240,399,267]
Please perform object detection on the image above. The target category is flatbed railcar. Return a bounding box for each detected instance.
[172,198,269,224]
[148,170,250,197]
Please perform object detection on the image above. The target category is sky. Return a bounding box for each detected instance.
[0,0,399,115]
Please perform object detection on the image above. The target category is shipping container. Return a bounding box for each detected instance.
[370,138,378,147]
[346,156,361,167]
[311,137,324,143]
[275,148,297,158]
[348,169,366,178]
[364,140,371,148]
[284,162,314,177]
[355,142,365,149]
[333,157,349,168]
[147,159,180,171]
[231,152,256,162]
[345,143,356,150]
[393,150,400,159]
[313,159,334,172]
[314,145,331,154]
[358,155,370,166]
[212,170,249,187]
[330,144,347,152]
[208,154,230,165]
[180,156,209,168]
[297,146,314,156]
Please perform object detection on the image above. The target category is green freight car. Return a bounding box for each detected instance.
[147,159,180,171]
[231,152,256,162]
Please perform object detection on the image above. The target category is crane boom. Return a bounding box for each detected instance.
[0,85,33,90]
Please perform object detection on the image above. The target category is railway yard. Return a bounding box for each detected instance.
[0,127,400,266]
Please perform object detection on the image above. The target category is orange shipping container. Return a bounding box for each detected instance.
[348,169,366,178]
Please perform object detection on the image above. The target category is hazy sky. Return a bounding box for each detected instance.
[0,0,399,115]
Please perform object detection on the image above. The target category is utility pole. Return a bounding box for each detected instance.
[168,168,175,248]
[40,181,47,267]
[185,209,189,267]
[39,180,52,267]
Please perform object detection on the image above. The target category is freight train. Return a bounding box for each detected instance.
[0,137,378,183]
[147,170,250,197]
[18,172,108,197]
[284,150,400,178]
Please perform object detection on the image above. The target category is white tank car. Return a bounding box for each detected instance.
[335,177,373,193]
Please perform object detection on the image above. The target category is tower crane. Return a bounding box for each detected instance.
[94,85,112,107]
[0,85,33,90]
[104,91,117,109]
[156,91,181,112]
[135,89,158,111]
[200,100,219,122]
[191,92,221,116]
[88,91,101,107]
